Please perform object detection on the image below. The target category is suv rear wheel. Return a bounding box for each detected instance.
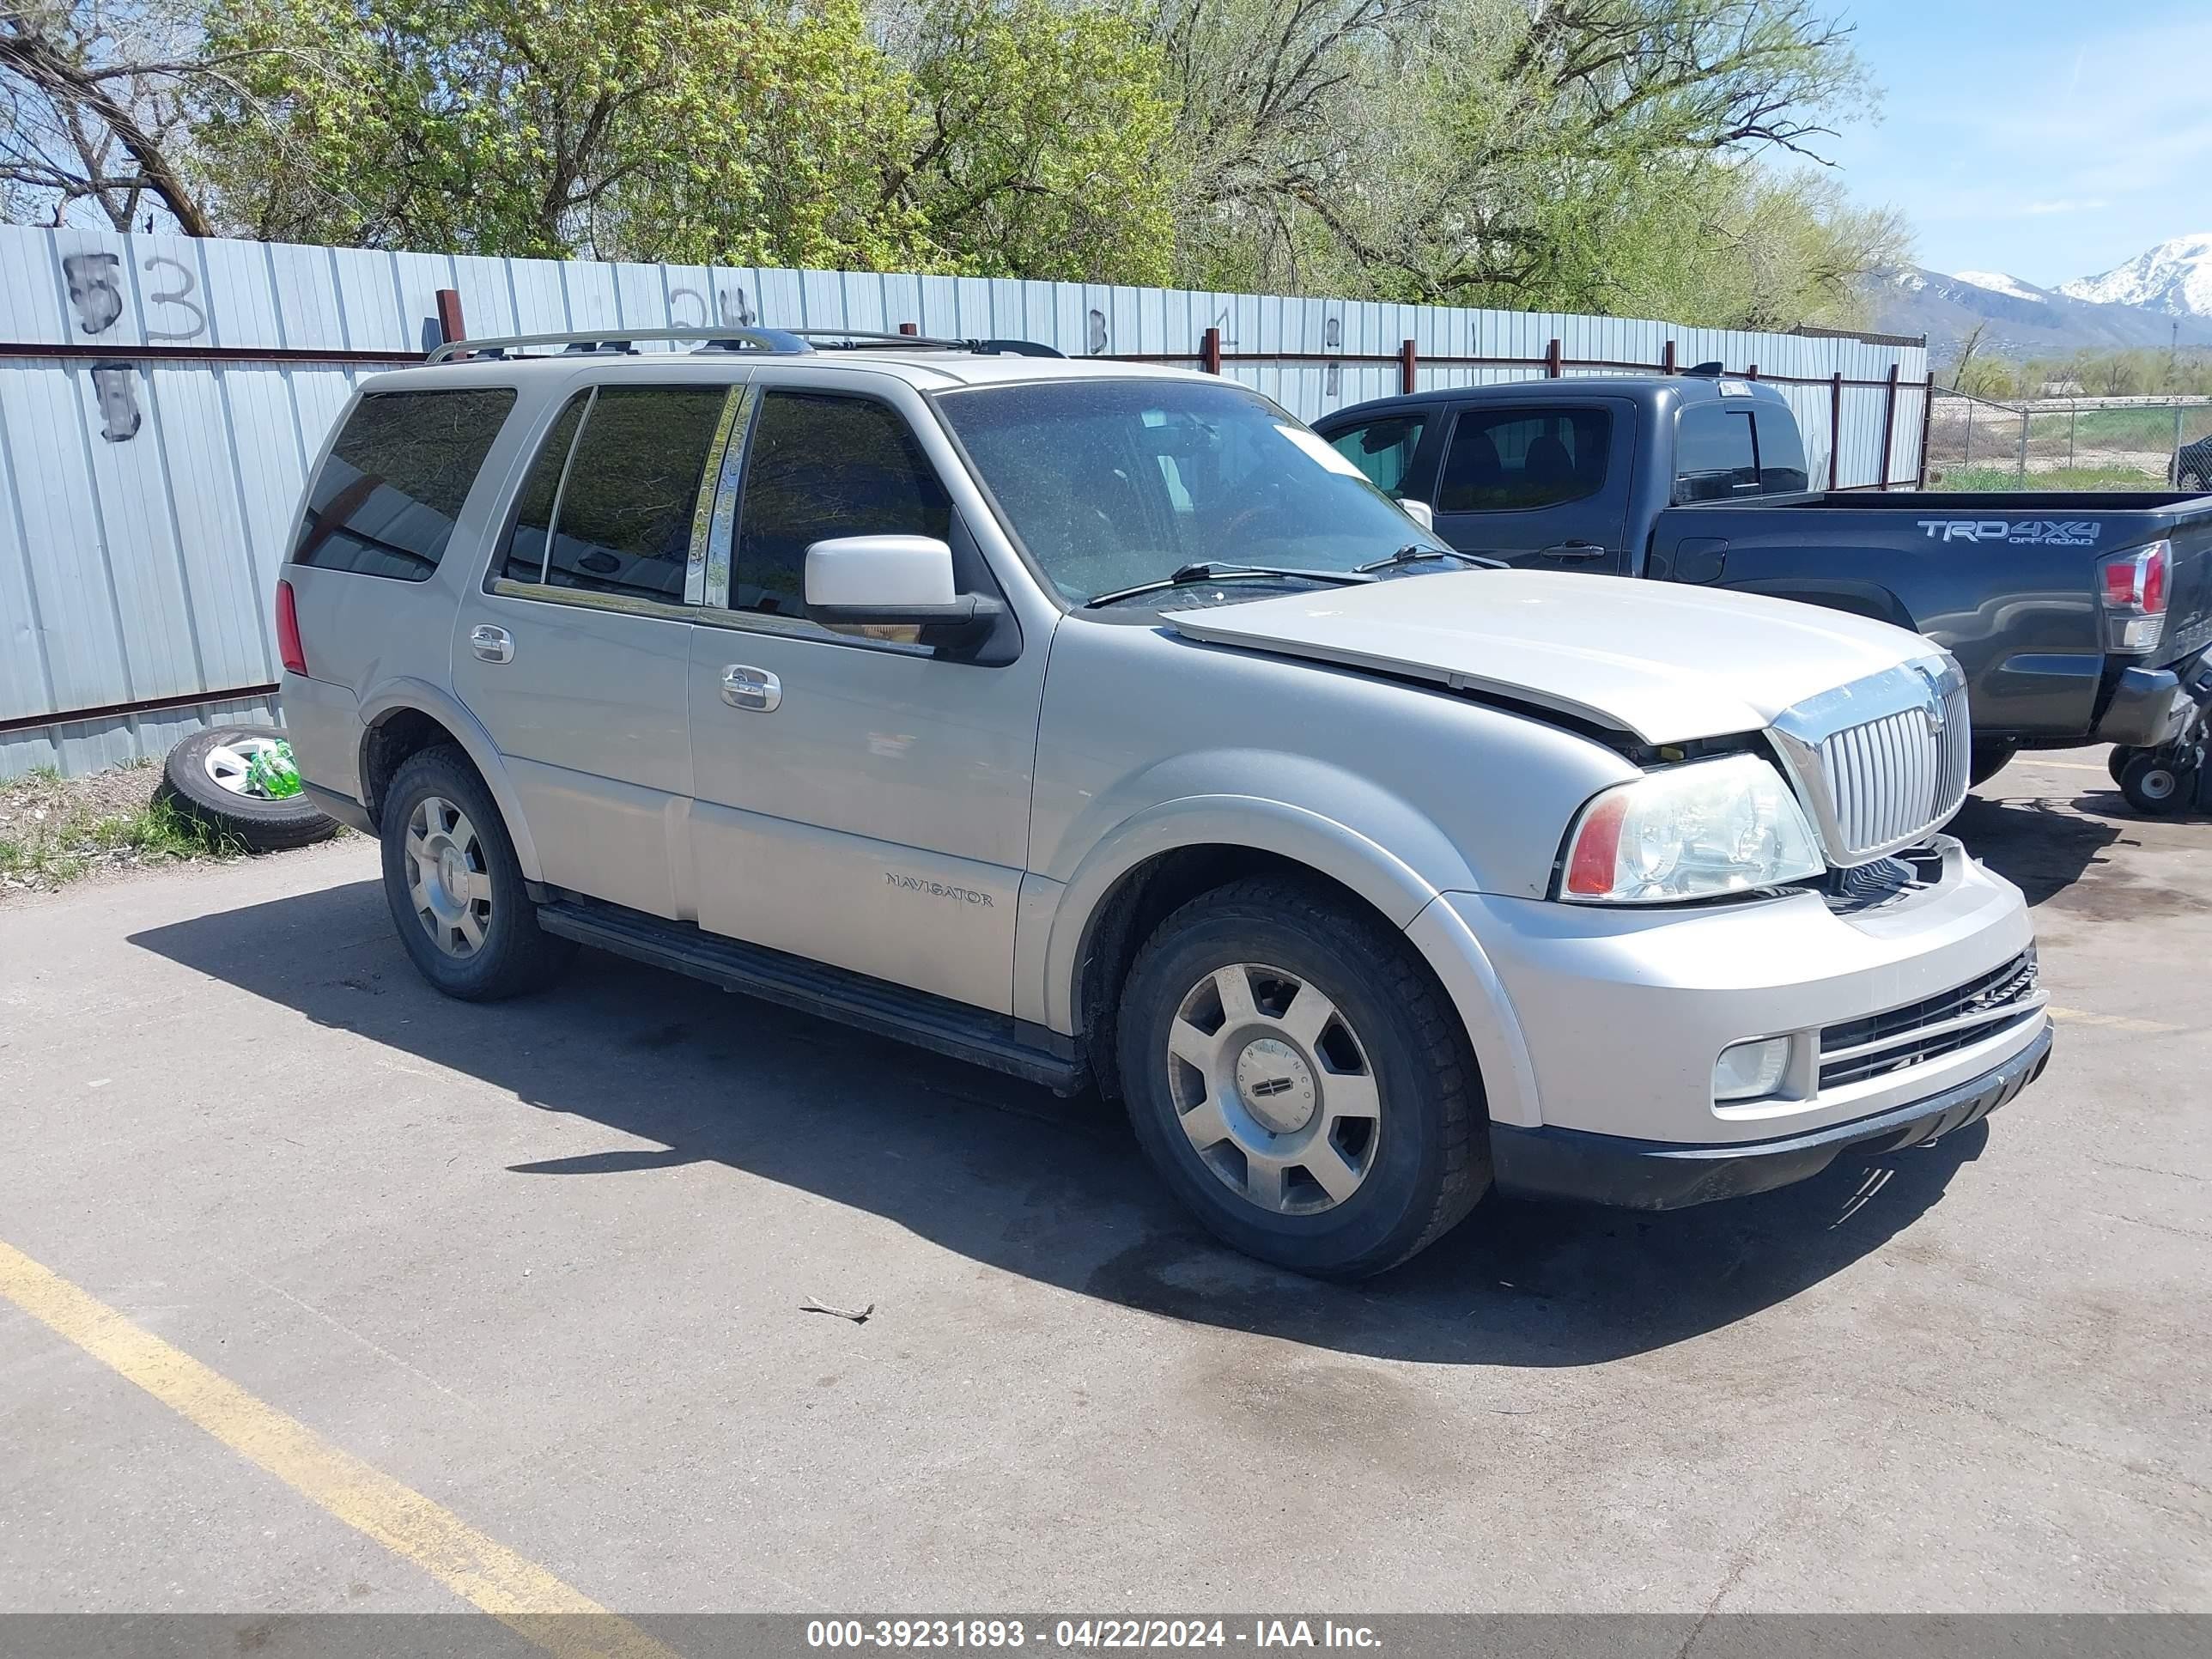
[379,745,574,1000]
[1115,876,1488,1278]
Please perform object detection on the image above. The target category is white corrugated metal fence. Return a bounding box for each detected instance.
[0,223,1929,776]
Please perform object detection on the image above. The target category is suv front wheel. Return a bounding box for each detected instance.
[1115,876,1489,1278]
[379,745,574,1000]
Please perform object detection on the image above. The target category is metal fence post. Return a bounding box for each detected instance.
[2014,406,2029,486]
[434,289,465,350]
[1399,338,1417,394]
[2069,403,2076,472]
[2179,403,2189,477]
[1964,398,1974,466]
[1545,337,1563,378]
[1200,325,1222,374]
[1828,373,1843,489]
[1662,340,1677,374]
[1917,373,1934,487]
[1878,364,1899,489]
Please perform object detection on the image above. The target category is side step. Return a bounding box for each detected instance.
[536,896,1088,1094]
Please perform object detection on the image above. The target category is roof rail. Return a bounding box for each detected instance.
[780,327,1063,358]
[422,323,1066,365]
[424,325,814,364]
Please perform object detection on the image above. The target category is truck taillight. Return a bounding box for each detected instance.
[2099,540,2170,653]
[275,579,307,676]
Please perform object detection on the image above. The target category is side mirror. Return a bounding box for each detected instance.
[804,536,1001,628]
[1398,498,1436,533]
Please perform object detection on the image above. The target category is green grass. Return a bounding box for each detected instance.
[0,775,242,891]
[1927,465,2172,492]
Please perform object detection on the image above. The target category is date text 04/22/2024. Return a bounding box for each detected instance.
[805,1621,1382,1650]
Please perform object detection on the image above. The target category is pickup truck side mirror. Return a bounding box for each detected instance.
[1397,499,1436,533]
[804,535,1003,629]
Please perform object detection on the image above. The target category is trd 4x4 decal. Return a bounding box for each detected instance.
[1917,520,2100,546]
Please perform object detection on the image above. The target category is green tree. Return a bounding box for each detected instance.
[886,0,1182,284]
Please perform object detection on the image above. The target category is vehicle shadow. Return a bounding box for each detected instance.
[1952,793,2122,906]
[132,878,1994,1370]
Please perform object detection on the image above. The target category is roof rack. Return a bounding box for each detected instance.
[422,323,1064,365]
[425,325,813,364]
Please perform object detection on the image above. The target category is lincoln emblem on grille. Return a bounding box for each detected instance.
[1914,665,1949,736]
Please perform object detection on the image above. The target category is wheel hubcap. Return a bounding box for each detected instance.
[203,735,285,798]
[1164,963,1380,1217]
[404,795,490,958]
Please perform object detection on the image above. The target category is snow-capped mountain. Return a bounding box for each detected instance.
[2058,233,2212,317]
[1948,270,2051,305]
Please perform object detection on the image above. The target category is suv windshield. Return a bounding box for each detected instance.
[938,379,1446,605]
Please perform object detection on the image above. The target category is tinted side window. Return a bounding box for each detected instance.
[544,386,730,601]
[495,393,589,586]
[1753,409,1811,494]
[733,392,952,619]
[291,389,514,580]
[1437,407,1610,512]
[1328,415,1426,495]
[1675,405,1759,501]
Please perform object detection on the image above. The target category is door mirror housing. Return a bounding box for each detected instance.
[1397,498,1436,533]
[804,535,1001,628]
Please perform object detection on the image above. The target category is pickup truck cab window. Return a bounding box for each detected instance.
[939,379,1437,605]
[1437,407,1610,512]
[1327,413,1428,495]
[1674,404,1760,501]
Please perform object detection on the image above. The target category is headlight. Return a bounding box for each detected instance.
[1559,753,1824,903]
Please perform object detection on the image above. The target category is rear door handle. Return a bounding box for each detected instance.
[470,624,514,664]
[1539,541,1609,563]
[720,664,781,712]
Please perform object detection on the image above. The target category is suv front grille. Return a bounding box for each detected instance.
[1816,681,1972,861]
[1819,947,2041,1088]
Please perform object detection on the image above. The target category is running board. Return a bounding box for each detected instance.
[536,897,1087,1094]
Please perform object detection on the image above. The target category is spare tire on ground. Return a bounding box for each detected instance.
[158,726,337,853]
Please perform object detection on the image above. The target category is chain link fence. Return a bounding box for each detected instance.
[1925,390,2212,489]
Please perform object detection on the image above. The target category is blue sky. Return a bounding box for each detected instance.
[1821,0,2212,286]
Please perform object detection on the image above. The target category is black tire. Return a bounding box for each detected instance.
[1115,875,1488,1279]
[1968,740,2018,789]
[158,726,337,853]
[2119,753,2190,817]
[2108,747,2134,787]
[379,744,574,1000]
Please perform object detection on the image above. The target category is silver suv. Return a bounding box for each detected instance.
[277,327,2050,1278]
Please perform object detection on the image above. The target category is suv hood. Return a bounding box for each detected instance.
[1164,569,1936,745]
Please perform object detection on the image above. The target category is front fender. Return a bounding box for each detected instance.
[356,677,544,883]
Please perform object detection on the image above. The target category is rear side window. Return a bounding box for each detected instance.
[495,385,732,602]
[1327,414,1426,495]
[1753,410,1810,494]
[1675,404,1759,501]
[1436,407,1610,512]
[291,389,515,580]
[732,392,952,619]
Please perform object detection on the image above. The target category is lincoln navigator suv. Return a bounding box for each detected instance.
[276,326,2051,1278]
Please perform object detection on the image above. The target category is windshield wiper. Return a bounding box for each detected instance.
[1354,544,1503,574]
[1082,562,1375,610]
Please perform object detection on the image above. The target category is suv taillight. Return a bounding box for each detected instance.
[275,579,307,675]
[2100,540,2170,653]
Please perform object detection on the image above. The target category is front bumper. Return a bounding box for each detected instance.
[1419,835,2046,1151]
[1490,1024,2050,1209]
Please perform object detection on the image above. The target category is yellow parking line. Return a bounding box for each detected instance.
[0,1237,678,1659]
[2047,1006,2186,1035]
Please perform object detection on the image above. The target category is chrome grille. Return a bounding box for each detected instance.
[1771,660,1972,866]
[1817,680,1972,860]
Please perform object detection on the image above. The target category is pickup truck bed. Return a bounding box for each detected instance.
[1652,489,2212,747]
[1314,379,2212,761]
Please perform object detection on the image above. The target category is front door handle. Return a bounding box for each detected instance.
[470,624,514,664]
[1539,541,1609,563]
[720,664,781,713]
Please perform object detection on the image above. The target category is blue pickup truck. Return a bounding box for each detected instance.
[1315,373,2212,790]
